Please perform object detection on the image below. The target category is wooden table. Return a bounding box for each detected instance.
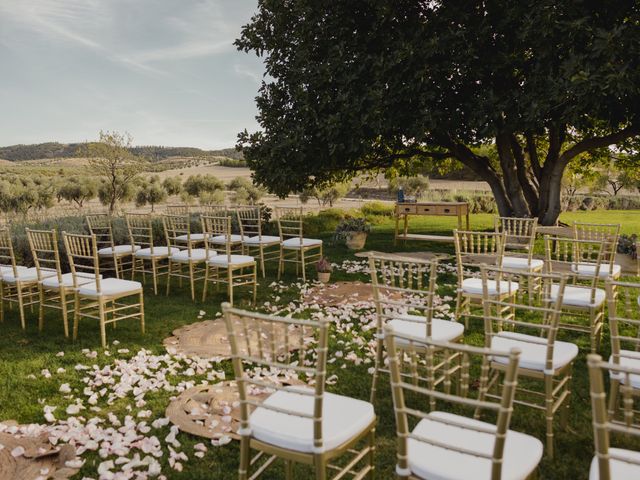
[394,202,470,245]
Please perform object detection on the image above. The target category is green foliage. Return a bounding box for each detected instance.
[57,176,98,208]
[299,183,350,207]
[161,176,182,196]
[218,158,247,167]
[387,176,430,198]
[236,1,640,224]
[182,174,224,197]
[302,208,347,236]
[80,131,145,213]
[227,177,266,205]
[360,201,394,217]
[0,174,55,215]
[135,177,168,212]
[334,217,371,242]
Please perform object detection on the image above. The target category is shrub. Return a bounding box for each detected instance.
[302,208,347,236]
[218,158,247,168]
[360,201,394,217]
[183,174,224,197]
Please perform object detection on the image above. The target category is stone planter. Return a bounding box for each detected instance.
[345,232,367,250]
[317,272,331,283]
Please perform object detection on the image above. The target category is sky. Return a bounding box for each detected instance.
[0,0,263,149]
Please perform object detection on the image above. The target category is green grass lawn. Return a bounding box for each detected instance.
[1,212,640,479]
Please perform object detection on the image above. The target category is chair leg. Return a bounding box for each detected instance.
[16,284,26,330]
[98,299,107,348]
[202,264,209,302]
[608,379,620,419]
[314,456,326,480]
[368,427,376,479]
[544,374,554,458]
[140,292,145,334]
[38,287,45,333]
[0,282,4,323]
[285,460,294,480]
[227,268,234,305]
[238,436,250,480]
[259,245,266,278]
[60,289,69,338]
[370,337,384,404]
[589,308,597,353]
[166,261,172,296]
[151,260,158,295]
[300,248,306,282]
[189,262,195,302]
[73,295,81,341]
[278,247,284,279]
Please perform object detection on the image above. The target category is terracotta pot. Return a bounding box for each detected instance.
[345,232,367,250]
[317,271,331,283]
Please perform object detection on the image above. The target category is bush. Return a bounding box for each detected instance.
[302,208,347,236]
[360,201,394,217]
[183,174,224,197]
[218,158,247,168]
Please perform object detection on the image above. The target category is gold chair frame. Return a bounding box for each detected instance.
[86,214,135,279]
[368,253,464,403]
[453,230,509,327]
[0,228,39,330]
[276,207,323,282]
[237,205,280,277]
[63,232,144,348]
[573,222,621,280]
[163,213,208,301]
[385,326,535,480]
[223,303,376,480]
[480,265,571,458]
[544,235,608,352]
[126,212,171,295]
[201,214,257,306]
[587,354,640,480]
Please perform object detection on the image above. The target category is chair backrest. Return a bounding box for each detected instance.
[544,236,607,300]
[574,222,620,275]
[276,207,304,244]
[85,214,116,252]
[125,213,154,253]
[481,265,567,372]
[201,214,232,259]
[222,303,329,452]
[453,230,506,284]
[606,279,640,366]
[0,228,19,277]
[162,213,191,251]
[236,206,262,239]
[26,228,63,283]
[201,204,229,216]
[385,326,521,480]
[494,216,537,253]
[62,232,101,290]
[368,253,439,336]
[165,204,190,215]
[587,354,640,480]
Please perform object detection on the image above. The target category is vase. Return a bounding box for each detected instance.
[345,232,367,250]
[317,272,331,283]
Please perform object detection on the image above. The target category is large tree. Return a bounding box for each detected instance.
[236,1,640,225]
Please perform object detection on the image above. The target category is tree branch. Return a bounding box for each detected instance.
[525,131,541,181]
[510,134,539,215]
[558,123,640,167]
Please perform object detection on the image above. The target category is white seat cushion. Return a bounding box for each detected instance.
[171,248,215,263]
[388,314,464,343]
[461,278,519,296]
[282,237,323,249]
[502,256,544,270]
[78,278,142,298]
[250,388,375,453]
[41,272,101,289]
[608,350,640,389]
[0,265,27,278]
[97,244,140,256]
[3,267,56,284]
[550,284,605,308]
[243,235,281,245]
[176,233,206,242]
[208,254,255,267]
[572,263,622,279]
[207,234,247,244]
[134,246,180,258]
[491,331,578,372]
[589,448,640,479]
[408,411,542,480]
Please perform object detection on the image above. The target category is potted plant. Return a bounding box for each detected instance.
[335,217,371,250]
[316,257,333,283]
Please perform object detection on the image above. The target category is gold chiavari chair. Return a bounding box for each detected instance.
[368,253,464,403]
[63,232,144,348]
[237,205,280,277]
[222,303,376,480]
[27,228,96,337]
[495,217,543,301]
[587,354,640,479]
[164,204,190,215]
[0,228,53,329]
[385,325,542,480]
[573,222,622,281]
[276,207,323,282]
[544,236,608,352]
[86,214,139,279]
[453,230,512,327]
[163,213,212,301]
[605,279,640,422]
[201,214,256,305]
[126,212,178,295]
[480,265,575,458]
[202,205,246,253]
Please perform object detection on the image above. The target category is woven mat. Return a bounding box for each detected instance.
[303,281,399,307]
[164,317,307,360]
[166,380,302,440]
[0,422,79,479]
